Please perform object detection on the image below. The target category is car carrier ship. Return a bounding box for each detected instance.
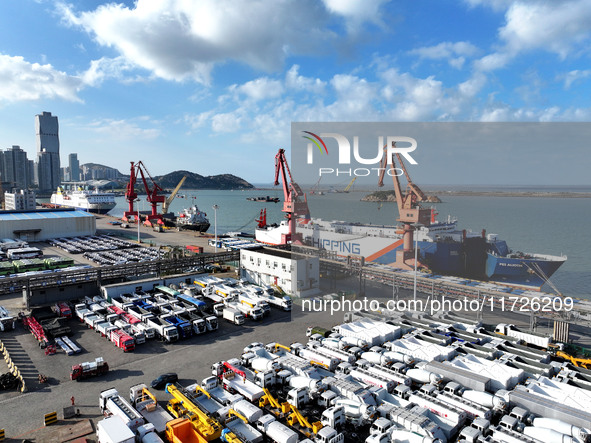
[255,148,566,291]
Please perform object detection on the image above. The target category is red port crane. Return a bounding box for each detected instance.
[377,141,431,269]
[123,161,166,226]
[274,148,310,243]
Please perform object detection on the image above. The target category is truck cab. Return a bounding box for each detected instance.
[369,417,394,436]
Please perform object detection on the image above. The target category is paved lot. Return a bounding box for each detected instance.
[1,263,590,440]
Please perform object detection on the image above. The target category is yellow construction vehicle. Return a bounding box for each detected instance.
[555,350,591,369]
[166,384,223,441]
[166,417,207,443]
[272,343,291,354]
[259,387,291,417]
[286,404,323,437]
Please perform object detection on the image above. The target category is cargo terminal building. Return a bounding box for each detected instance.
[0,208,96,241]
[239,247,320,297]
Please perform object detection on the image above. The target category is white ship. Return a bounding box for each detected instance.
[50,187,116,214]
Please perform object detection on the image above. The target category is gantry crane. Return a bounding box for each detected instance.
[123,161,166,226]
[377,141,431,270]
[274,148,310,243]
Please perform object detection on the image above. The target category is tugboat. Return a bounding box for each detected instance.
[175,206,210,232]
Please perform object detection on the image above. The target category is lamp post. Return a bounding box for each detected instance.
[411,222,423,305]
[212,204,219,253]
[135,198,141,244]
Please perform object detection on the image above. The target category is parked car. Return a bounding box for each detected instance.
[151,372,178,390]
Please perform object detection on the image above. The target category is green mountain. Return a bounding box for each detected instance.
[155,170,253,190]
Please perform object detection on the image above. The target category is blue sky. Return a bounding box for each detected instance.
[1,0,590,184]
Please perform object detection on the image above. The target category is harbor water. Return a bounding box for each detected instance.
[106,187,590,299]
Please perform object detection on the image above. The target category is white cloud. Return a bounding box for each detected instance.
[322,0,390,32]
[59,0,336,84]
[236,78,284,101]
[474,52,511,71]
[463,0,513,13]
[0,54,82,103]
[474,0,591,72]
[561,69,591,89]
[410,41,479,69]
[81,56,138,86]
[211,112,242,133]
[85,118,160,139]
[285,65,326,93]
[500,1,591,58]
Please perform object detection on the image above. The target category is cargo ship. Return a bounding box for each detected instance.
[50,187,116,214]
[174,206,210,232]
[292,215,566,291]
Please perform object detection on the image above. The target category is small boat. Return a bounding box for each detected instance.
[246,196,280,203]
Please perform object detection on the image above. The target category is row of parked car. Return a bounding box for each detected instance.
[48,235,138,254]
[83,247,160,266]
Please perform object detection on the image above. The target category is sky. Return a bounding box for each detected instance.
[0,0,590,185]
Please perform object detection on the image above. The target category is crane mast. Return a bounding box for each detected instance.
[378,142,431,270]
[274,148,310,242]
[122,161,166,226]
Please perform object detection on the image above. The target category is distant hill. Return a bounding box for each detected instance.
[155,170,253,190]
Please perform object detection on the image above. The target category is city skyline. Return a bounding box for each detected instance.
[0,1,590,185]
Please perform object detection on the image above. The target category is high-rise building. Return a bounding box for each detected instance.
[69,153,80,181]
[0,145,30,190]
[35,111,60,192]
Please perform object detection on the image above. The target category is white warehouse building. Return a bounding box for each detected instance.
[0,209,96,241]
[239,247,320,297]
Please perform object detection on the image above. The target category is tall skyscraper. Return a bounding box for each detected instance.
[0,145,30,190]
[69,153,80,181]
[35,111,60,192]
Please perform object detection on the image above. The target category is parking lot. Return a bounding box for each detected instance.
[0,292,340,439]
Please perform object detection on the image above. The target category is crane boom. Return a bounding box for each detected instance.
[163,175,187,214]
[273,149,310,242]
[377,142,431,270]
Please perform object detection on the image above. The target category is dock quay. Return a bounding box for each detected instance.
[294,245,591,324]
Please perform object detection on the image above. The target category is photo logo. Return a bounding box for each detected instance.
[304,133,418,165]
[303,132,418,177]
[302,131,328,156]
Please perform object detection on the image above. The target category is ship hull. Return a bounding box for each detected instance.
[49,202,116,214]
[486,253,567,289]
[294,221,565,291]
[177,222,210,232]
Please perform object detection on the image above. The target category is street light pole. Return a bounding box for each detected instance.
[136,198,141,244]
[411,222,423,305]
[212,204,219,253]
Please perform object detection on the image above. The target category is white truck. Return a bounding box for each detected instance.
[96,415,135,443]
[201,376,244,406]
[224,415,263,443]
[99,388,145,434]
[129,383,173,434]
[145,317,179,342]
[220,371,264,403]
[227,300,264,321]
[292,345,340,372]
[495,323,552,348]
[223,307,245,325]
[256,414,299,443]
[236,280,292,311]
[0,306,16,332]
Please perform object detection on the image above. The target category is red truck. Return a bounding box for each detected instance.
[110,329,135,352]
[70,357,109,381]
[52,302,72,319]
